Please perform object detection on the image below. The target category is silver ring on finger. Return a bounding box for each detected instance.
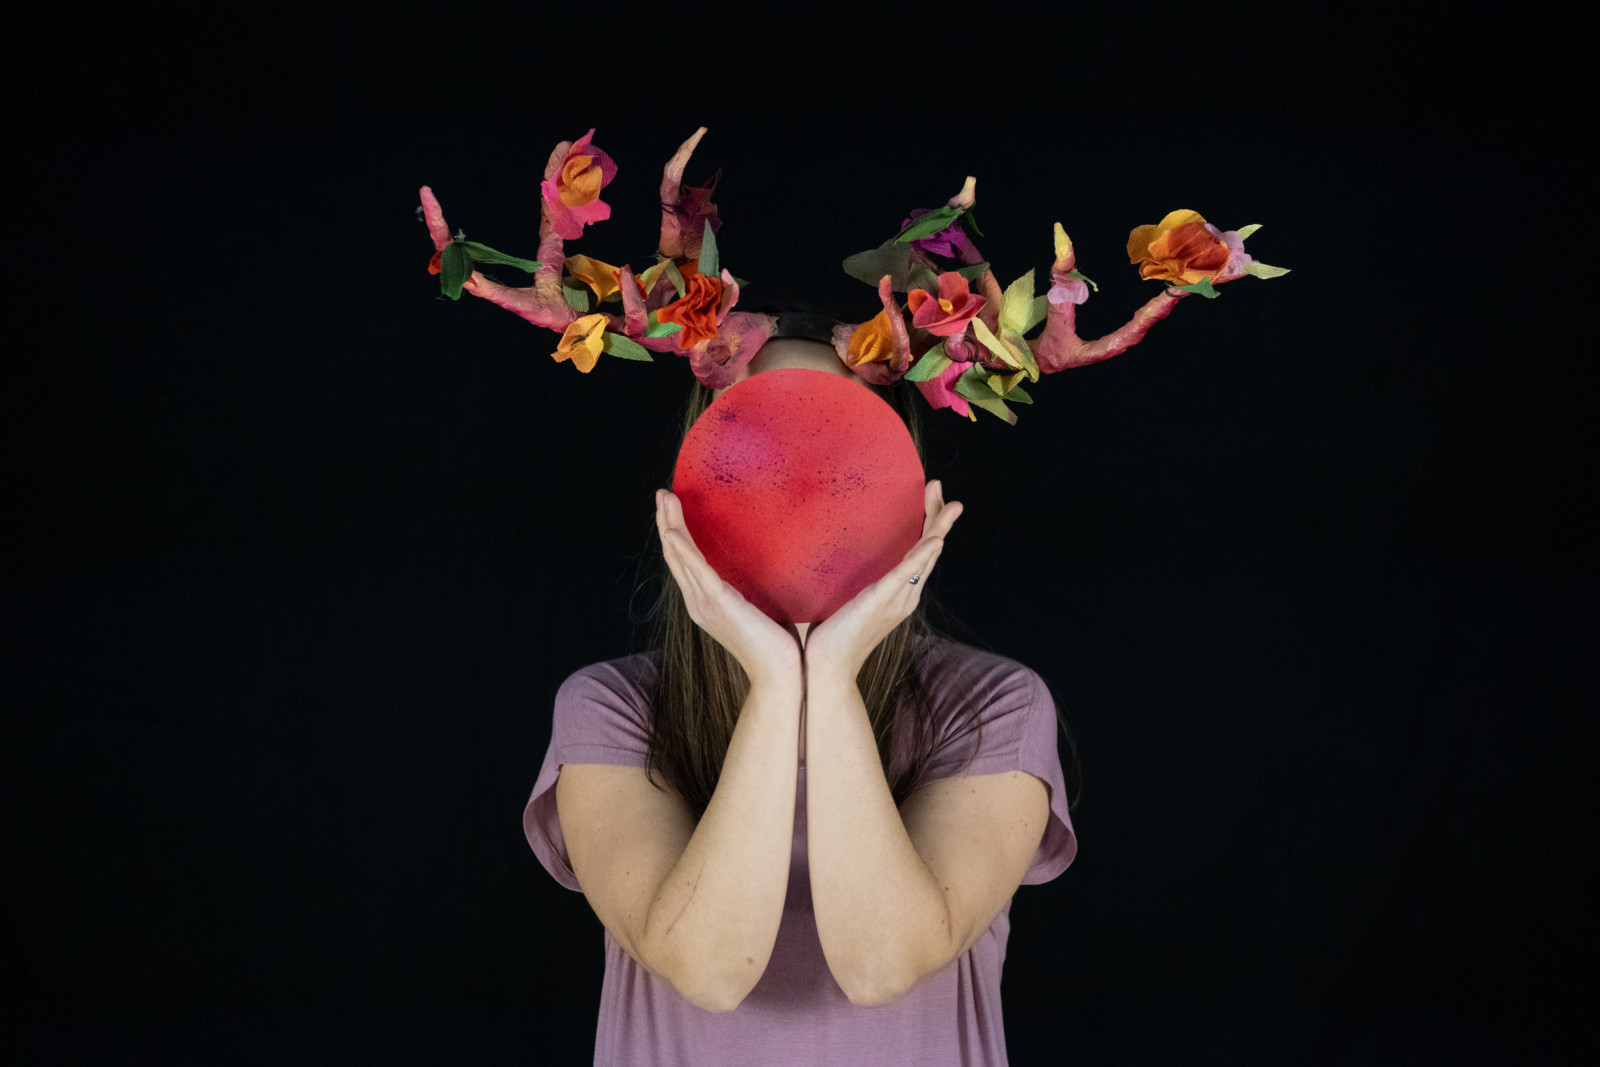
[908,573,920,585]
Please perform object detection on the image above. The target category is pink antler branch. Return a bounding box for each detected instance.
[944,176,1007,338]
[418,141,582,333]
[1029,235,1249,373]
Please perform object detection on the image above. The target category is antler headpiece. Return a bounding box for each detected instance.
[419,127,1288,424]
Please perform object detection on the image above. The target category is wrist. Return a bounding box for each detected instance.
[746,656,804,694]
[803,658,859,692]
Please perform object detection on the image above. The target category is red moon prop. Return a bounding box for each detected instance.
[672,368,927,625]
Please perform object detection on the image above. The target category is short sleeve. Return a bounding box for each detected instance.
[919,652,1078,885]
[522,656,657,892]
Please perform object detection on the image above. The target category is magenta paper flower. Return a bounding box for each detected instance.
[902,207,973,259]
[539,128,619,241]
[913,355,973,419]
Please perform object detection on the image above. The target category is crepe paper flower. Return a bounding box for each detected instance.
[847,306,898,369]
[901,206,973,260]
[1046,277,1090,305]
[540,128,619,242]
[913,356,976,421]
[839,277,914,387]
[553,313,610,373]
[564,253,653,304]
[1126,210,1231,287]
[906,272,987,337]
[654,259,727,350]
[1212,224,1255,278]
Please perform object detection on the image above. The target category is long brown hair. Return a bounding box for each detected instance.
[633,308,1081,821]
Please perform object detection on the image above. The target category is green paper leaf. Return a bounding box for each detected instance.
[955,261,991,283]
[1235,223,1263,241]
[951,363,992,401]
[561,281,592,313]
[601,332,655,362]
[1024,295,1049,334]
[1171,277,1221,299]
[457,241,541,273]
[644,314,682,338]
[959,207,984,238]
[1007,330,1040,380]
[1001,381,1033,404]
[947,371,1011,425]
[904,344,952,382]
[998,269,1036,334]
[697,223,719,279]
[966,393,1015,423]
[440,241,473,300]
[906,265,941,294]
[732,275,750,288]
[1241,260,1290,279]
[842,240,914,289]
[1065,267,1098,293]
[664,260,688,300]
[895,205,962,243]
[969,317,1023,370]
[950,361,1018,422]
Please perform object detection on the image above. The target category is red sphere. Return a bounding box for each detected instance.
[673,368,927,624]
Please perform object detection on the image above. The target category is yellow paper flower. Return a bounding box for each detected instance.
[565,254,628,302]
[553,313,609,373]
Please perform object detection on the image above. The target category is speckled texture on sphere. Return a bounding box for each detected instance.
[673,368,926,625]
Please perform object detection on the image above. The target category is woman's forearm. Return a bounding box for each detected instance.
[639,673,803,1012]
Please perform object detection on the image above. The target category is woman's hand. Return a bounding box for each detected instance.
[802,480,962,682]
[657,489,803,688]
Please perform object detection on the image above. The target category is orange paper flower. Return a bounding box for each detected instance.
[553,313,609,373]
[1127,210,1231,286]
[653,259,725,349]
[847,307,899,368]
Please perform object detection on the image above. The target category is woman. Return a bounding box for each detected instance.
[522,298,1080,1066]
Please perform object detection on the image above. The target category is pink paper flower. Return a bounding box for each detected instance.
[906,272,986,336]
[913,356,973,419]
[1208,223,1255,277]
[1047,277,1090,305]
[539,128,618,241]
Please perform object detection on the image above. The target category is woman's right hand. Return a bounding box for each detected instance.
[656,488,802,687]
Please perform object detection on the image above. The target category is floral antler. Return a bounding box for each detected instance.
[842,183,1289,424]
[421,128,777,385]
[1029,212,1278,373]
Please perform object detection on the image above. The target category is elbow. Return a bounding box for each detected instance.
[841,967,911,1008]
[682,967,759,1015]
[694,980,751,1015]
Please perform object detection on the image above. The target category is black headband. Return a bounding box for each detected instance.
[769,312,841,346]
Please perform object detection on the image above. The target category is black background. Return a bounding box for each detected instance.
[6,2,1592,1063]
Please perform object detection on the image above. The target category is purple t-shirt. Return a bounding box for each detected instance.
[523,634,1078,1066]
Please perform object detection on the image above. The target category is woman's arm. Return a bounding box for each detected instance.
[638,673,803,1013]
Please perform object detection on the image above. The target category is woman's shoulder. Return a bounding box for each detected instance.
[570,649,658,687]
[555,651,659,714]
[914,632,1038,688]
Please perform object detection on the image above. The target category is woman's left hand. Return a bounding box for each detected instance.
[802,479,963,681]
